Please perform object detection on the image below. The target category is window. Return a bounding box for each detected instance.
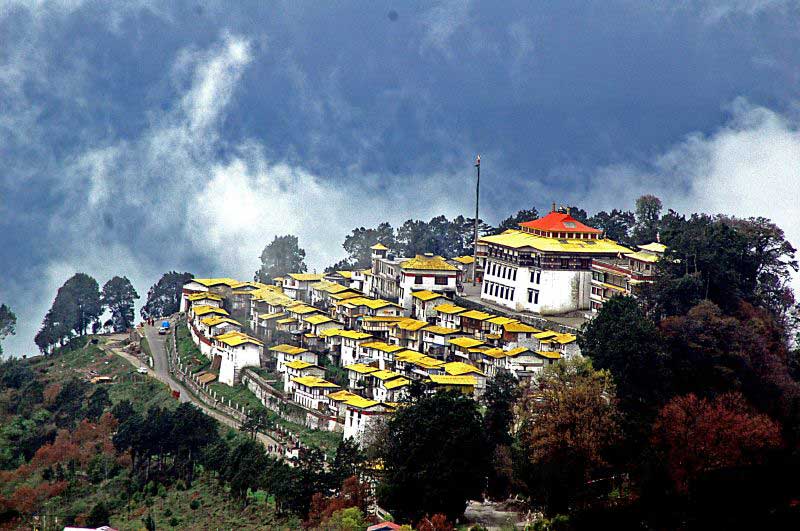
[528,289,539,304]
[536,271,541,284]
[414,275,423,285]
[580,259,591,269]
[530,271,536,283]
[510,289,515,300]
[560,258,570,268]
[512,269,517,281]
[435,276,448,285]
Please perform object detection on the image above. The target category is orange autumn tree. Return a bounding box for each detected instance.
[651,392,782,492]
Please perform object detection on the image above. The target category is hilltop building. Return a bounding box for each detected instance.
[478,207,632,315]
[589,241,666,315]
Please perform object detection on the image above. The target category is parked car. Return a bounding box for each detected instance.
[159,320,170,335]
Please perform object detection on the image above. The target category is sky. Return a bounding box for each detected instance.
[2,0,800,356]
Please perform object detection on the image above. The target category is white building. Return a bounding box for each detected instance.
[282,273,325,302]
[270,344,319,373]
[212,331,263,386]
[478,208,632,315]
[589,242,665,315]
[398,254,459,312]
[343,397,395,446]
[283,360,326,395]
[291,376,340,410]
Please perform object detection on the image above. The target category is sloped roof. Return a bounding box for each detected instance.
[400,255,458,271]
[434,303,467,315]
[410,290,447,301]
[481,230,633,254]
[428,374,477,386]
[519,211,602,234]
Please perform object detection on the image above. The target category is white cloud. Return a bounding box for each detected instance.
[420,0,473,56]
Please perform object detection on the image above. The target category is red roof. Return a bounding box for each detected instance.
[367,523,402,531]
[519,211,601,234]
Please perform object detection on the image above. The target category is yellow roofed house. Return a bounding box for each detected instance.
[283,273,326,303]
[479,206,634,315]
[283,360,325,396]
[410,289,449,321]
[290,375,340,411]
[360,341,405,370]
[270,343,318,374]
[398,254,459,313]
[343,396,396,446]
[198,315,242,339]
[211,331,263,386]
[427,374,477,395]
[421,325,462,358]
[433,302,467,329]
[387,318,429,352]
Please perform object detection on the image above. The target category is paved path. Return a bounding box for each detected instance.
[104,327,282,454]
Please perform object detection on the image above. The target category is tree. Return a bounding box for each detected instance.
[495,208,539,234]
[0,303,16,355]
[632,194,662,244]
[141,271,194,319]
[86,386,111,421]
[563,206,588,224]
[325,507,368,531]
[483,371,521,499]
[241,409,273,441]
[86,501,110,527]
[36,273,103,350]
[171,402,220,485]
[651,392,782,493]
[587,209,635,244]
[578,296,669,440]
[101,276,139,332]
[517,358,620,514]
[255,235,307,283]
[378,392,489,523]
[330,437,365,489]
[341,222,396,268]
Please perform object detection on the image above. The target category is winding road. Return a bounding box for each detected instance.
[106,324,282,454]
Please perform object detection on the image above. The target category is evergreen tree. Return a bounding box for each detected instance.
[495,207,539,233]
[255,235,307,283]
[141,271,194,319]
[101,276,139,332]
[0,303,16,355]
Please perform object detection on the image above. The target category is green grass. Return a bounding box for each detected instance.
[273,415,342,457]
[175,321,209,373]
[206,381,268,415]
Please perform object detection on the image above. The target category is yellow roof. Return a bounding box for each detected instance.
[213,331,262,347]
[487,316,517,326]
[344,395,381,409]
[369,369,403,381]
[480,229,633,254]
[370,242,389,251]
[394,349,445,369]
[481,348,507,359]
[534,331,559,340]
[345,363,379,374]
[192,305,229,317]
[485,333,502,340]
[428,374,477,386]
[200,316,241,328]
[444,361,485,376]
[535,350,562,360]
[401,254,458,271]
[287,273,325,282]
[505,346,535,357]
[193,278,240,288]
[269,344,308,355]
[625,251,659,263]
[336,270,354,279]
[338,330,373,340]
[188,292,224,301]
[638,242,667,253]
[277,317,297,325]
[284,360,316,370]
[328,389,360,402]
[411,290,447,301]
[554,333,577,344]
[451,255,475,264]
[460,309,495,321]
[384,377,411,389]
[258,311,286,320]
[287,304,321,315]
[423,325,461,336]
[503,322,540,333]
[434,303,467,315]
[292,376,339,388]
[394,318,429,331]
[304,314,334,325]
[330,291,363,301]
[361,341,404,353]
[448,337,486,349]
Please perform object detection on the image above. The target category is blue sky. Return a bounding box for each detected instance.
[2,0,800,355]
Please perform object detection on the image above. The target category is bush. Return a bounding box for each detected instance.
[169,516,180,527]
[86,502,110,527]
[164,508,172,517]
[190,499,200,510]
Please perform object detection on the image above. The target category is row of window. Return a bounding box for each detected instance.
[484,281,515,301]
[527,288,540,304]
[488,261,517,281]
[413,275,450,285]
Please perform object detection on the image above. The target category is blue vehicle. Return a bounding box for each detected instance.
[159,320,170,335]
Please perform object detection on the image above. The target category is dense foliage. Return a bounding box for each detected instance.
[141,271,194,319]
[35,273,103,352]
[101,276,139,332]
[255,234,308,282]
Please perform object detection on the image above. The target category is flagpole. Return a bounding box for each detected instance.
[472,155,480,286]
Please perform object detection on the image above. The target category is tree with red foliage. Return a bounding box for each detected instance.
[304,475,370,529]
[416,513,455,531]
[651,392,782,492]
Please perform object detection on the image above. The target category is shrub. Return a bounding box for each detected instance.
[190,499,200,510]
